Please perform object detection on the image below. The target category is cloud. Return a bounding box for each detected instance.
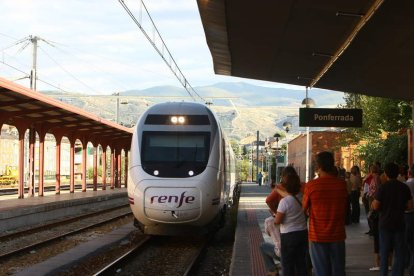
[0,0,345,108]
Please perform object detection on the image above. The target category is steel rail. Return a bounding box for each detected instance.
[0,207,132,259]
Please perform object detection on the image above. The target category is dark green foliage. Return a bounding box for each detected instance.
[342,93,412,172]
[356,134,408,171]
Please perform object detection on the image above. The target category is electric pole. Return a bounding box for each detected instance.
[29,35,38,91]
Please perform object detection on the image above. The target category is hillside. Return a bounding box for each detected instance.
[45,82,345,141]
[122,82,345,107]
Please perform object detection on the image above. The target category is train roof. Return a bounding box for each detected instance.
[146,102,211,115]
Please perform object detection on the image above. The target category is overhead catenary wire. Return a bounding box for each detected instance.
[0,58,73,93]
[0,35,108,94]
[1,34,175,95]
[0,35,31,53]
[38,45,101,94]
[118,0,206,103]
[47,43,133,92]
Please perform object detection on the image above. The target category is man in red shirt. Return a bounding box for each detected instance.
[303,151,348,276]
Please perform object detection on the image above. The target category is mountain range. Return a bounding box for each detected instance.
[45,82,346,141]
[121,82,345,107]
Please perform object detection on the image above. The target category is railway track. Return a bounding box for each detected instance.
[0,184,103,196]
[93,235,208,276]
[0,205,132,260]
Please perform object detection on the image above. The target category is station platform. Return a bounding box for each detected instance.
[230,182,407,275]
[0,188,128,233]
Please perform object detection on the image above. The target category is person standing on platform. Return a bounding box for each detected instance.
[266,167,304,215]
[372,162,413,276]
[261,180,282,276]
[274,170,309,276]
[350,165,362,223]
[258,171,263,186]
[405,165,414,276]
[366,164,382,271]
[345,171,352,225]
[363,165,374,235]
[260,214,282,276]
[303,151,348,276]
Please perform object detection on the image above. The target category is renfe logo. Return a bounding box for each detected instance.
[150,191,195,208]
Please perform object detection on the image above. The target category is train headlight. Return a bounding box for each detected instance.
[170,116,178,124]
[153,170,159,176]
[170,116,186,124]
[188,170,194,176]
[178,116,185,124]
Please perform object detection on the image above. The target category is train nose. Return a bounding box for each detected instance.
[144,186,201,222]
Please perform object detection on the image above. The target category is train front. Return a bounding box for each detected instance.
[128,102,223,235]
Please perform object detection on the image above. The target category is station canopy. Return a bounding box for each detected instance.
[0,77,132,143]
[197,0,414,101]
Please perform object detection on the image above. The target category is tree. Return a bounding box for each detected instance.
[356,134,408,169]
[230,139,241,156]
[342,93,412,171]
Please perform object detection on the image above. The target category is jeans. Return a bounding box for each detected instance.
[379,228,405,276]
[260,242,278,272]
[309,241,345,276]
[362,193,372,231]
[345,195,352,225]
[405,213,414,276]
[280,230,309,276]
[350,190,360,223]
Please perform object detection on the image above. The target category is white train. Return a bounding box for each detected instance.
[127,102,239,235]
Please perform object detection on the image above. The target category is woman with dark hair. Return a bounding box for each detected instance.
[266,166,303,214]
[367,164,382,271]
[274,166,309,276]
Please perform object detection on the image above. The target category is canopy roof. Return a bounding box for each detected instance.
[0,77,132,147]
[197,0,414,100]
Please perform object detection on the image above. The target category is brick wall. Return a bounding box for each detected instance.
[287,131,344,182]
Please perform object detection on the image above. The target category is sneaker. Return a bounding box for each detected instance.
[369,266,380,271]
[388,266,392,271]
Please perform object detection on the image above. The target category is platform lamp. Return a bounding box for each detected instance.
[273,133,282,183]
[113,92,129,124]
[273,133,281,151]
[282,121,292,164]
[301,87,316,182]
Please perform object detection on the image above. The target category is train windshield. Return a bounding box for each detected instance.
[141,131,210,177]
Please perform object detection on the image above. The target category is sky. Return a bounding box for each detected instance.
[0,0,310,96]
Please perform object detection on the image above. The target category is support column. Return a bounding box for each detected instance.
[18,131,25,199]
[70,140,75,193]
[411,101,414,166]
[117,150,122,188]
[28,127,35,196]
[82,140,87,192]
[102,146,107,190]
[113,152,117,188]
[110,148,115,189]
[124,150,128,188]
[55,136,62,194]
[93,145,98,191]
[38,134,45,196]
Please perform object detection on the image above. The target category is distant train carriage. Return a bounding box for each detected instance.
[127,102,238,235]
